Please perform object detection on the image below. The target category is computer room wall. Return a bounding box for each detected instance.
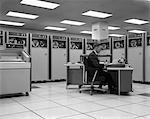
[0,27,150,84]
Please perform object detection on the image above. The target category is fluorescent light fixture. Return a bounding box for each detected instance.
[80,31,92,34]
[60,20,86,26]
[0,20,24,26]
[82,10,112,18]
[108,26,120,30]
[6,11,39,19]
[128,30,146,34]
[124,19,149,25]
[20,0,60,9]
[45,26,66,31]
[109,34,124,37]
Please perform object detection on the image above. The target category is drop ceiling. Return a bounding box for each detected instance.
[0,0,150,35]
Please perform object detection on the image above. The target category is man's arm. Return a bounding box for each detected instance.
[88,54,104,70]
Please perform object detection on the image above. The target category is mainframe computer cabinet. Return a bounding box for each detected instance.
[128,33,143,82]
[51,35,67,80]
[31,33,49,82]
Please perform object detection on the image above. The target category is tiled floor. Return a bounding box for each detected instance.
[0,82,150,119]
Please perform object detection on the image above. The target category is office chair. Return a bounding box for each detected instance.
[79,56,107,95]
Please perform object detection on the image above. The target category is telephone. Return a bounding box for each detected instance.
[108,57,126,67]
[112,57,125,64]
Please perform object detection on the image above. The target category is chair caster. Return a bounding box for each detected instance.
[78,85,82,89]
[25,92,29,96]
[90,91,93,95]
[66,85,68,89]
[101,91,106,94]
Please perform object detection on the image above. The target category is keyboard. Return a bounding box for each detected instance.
[107,63,125,68]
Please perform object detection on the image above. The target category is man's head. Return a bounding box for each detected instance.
[93,42,103,53]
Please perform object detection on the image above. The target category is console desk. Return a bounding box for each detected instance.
[107,66,133,95]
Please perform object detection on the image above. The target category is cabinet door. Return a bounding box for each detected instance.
[31,48,48,81]
[0,69,30,95]
[128,47,143,81]
[145,38,150,82]
[128,38,143,82]
[52,49,66,80]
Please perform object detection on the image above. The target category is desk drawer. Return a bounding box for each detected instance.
[68,68,83,85]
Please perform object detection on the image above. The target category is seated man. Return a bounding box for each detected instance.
[87,42,116,92]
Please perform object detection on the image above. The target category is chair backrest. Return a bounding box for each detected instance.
[82,55,101,84]
[82,56,88,71]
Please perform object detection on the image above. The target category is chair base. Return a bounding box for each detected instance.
[79,85,108,95]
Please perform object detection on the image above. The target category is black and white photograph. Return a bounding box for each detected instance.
[0,0,150,119]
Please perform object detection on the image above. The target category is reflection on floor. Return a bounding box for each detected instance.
[0,82,150,119]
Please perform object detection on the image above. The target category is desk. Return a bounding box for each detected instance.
[64,63,85,88]
[65,62,133,95]
[107,66,133,95]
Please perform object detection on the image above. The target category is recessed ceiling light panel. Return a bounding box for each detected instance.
[45,26,66,31]
[6,11,39,19]
[128,30,146,34]
[80,31,92,34]
[60,20,86,26]
[20,0,60,9]
[0,20,24,26]
[109,34,124,37]
[124,19,149,25]
[108,26,120,30]
[82,10,112,18]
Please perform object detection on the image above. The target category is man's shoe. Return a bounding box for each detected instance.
[109,87,117,94]
[98,85,102,89]
[110,90,117,94]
